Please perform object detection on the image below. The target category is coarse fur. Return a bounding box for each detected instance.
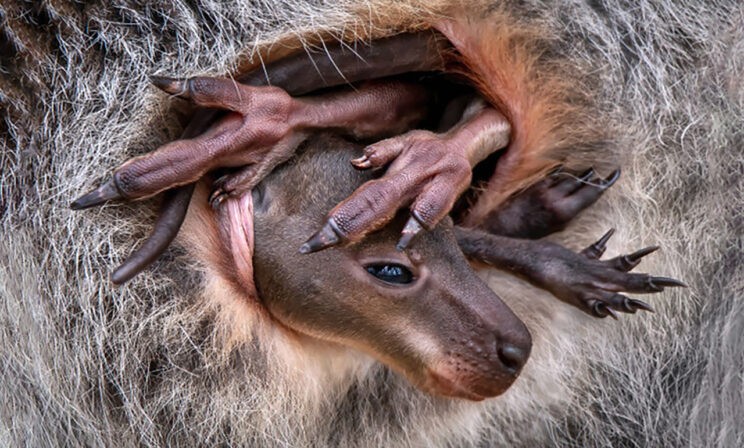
[1,1,742,447]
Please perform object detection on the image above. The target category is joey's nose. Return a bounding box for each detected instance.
[497,343,529,373]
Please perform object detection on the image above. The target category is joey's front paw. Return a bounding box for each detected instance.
[300,129,473,253]
[534,229,686,319]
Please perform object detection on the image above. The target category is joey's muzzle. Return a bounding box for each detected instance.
[413,269,532,400]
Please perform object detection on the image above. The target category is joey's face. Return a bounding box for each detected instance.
[250,135,532,400]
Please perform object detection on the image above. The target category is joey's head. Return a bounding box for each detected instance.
[252,134,532,400]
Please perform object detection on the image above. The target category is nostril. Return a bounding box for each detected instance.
[497,343,528,372]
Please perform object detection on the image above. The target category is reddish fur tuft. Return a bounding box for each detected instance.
[435,13,599,225]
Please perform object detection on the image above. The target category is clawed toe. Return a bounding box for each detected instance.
[303,107,509,253]
[648,276,687,291]
[550,229,682,319]
[397,215,425,251]
[578,168,595,183]
[70,178,123,210]
[609,245,659,271]
[626,298,654,313]
[581,228,616,259]
[299,219,344,254]
[209,189,228,209]
[350,155,373,170]
[598,169,621,189]
[590,300,618,319]
[150,76,190,97]
[587,293,655,320]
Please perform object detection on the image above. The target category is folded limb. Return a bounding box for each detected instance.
[72,77,431,209]
[71,32,451,283]
[301,99,512,253]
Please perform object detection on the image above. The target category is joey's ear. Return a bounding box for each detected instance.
[251,182,272,215]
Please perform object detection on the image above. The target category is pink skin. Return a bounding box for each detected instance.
[110,77,432,202]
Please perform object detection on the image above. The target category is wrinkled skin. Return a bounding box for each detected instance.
[247,133,682,402]
[456,227,684,319]
[4,1,738,447]
[70,32,513,281]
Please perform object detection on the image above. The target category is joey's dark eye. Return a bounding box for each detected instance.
[365,264,415,285]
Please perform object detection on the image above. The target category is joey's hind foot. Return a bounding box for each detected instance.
[71,77,430,210]
[301,102,512,253]
[456,227,685,319]
[72,76,297,208]
[481,167,621,239]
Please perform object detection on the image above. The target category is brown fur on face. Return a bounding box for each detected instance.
[188,133,532,400]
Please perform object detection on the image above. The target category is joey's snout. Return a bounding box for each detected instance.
[420,274,532,400]
[425,326,532,400]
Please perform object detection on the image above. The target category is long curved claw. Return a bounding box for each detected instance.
[627,245,660,261]
[649,276,688,290]
[150,76,189,97]
[209,189,228,210]
[591,300,610,318]
[299,219,344,254]
[71,178,124,210]
[620,296,638,313]
[350,155,373,170]
[610,245,659,271]
[605,307,620,320]
[627,298,654,313]
[591,300,618,320]
[599,169,621,188]
[579,168,595,182]
[581,228,616,260]
[397,215,425,251]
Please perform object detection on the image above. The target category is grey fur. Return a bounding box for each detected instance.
[1,1,741,447]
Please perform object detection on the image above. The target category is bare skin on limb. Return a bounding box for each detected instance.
[69,32,458,283]
[300,101,512,253]
[71,77,432,209]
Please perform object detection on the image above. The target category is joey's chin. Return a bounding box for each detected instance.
[421,369,489,401]
[420,365,518,401]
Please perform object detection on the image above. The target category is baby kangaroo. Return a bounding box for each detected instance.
[250,134,532,400]
[245,133,682,400]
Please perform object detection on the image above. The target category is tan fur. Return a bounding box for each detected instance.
[435,12,605,224]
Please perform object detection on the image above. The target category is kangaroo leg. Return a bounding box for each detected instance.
[72,32,451,284]
[301,100,511,253]
[455,227,685,319]
[71,78,430,209]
